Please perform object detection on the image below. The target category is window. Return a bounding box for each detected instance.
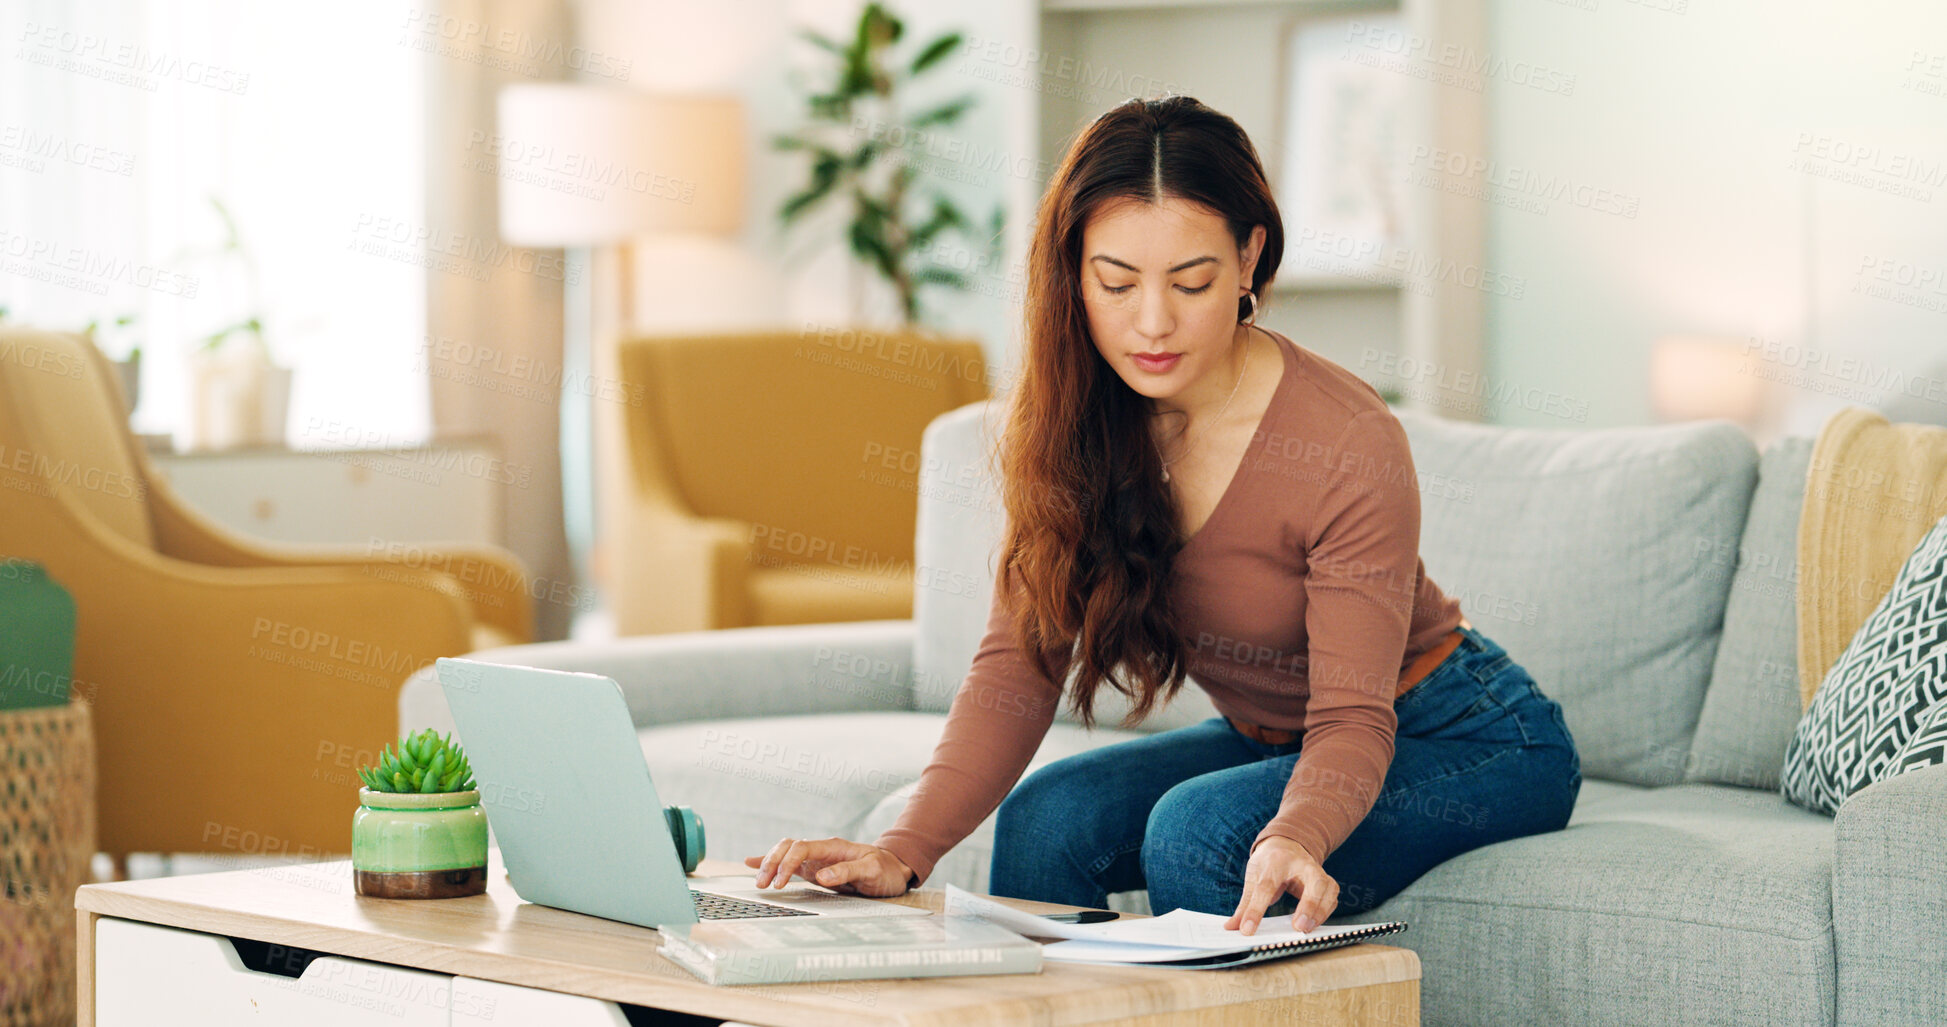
[1,0,429,447]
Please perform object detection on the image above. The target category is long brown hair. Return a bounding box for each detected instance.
[999,95,1285,727]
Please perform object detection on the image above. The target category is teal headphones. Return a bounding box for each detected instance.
[663,805,706,873]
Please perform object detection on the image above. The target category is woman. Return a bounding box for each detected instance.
[747,95,1581,936]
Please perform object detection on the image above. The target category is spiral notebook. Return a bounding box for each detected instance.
[944,885,1407,970]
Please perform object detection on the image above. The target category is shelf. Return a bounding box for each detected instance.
[1272,277,1402,296]
[1032,0,1485,384]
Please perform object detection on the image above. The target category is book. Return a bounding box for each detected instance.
[655,914,1043,986]
[944,885,1408,970]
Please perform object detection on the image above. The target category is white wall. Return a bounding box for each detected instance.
[1484,0,1947,439]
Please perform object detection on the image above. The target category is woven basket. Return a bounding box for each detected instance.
[0,700,95,1027]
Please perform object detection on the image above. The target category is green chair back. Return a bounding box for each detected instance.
[0,559,77,709]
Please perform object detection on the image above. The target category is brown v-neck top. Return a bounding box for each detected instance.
[876,326,1465,885]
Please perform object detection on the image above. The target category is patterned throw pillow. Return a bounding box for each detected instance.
[1780,513,1947,815]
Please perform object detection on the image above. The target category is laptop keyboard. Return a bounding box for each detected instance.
[690,890,818,920]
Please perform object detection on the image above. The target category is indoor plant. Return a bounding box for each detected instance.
[178,195,291,449]
[84,314,141,415]
[774,2,1003,328]
[351,728,488,899]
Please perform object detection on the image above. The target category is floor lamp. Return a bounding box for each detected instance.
[495,85,745,622]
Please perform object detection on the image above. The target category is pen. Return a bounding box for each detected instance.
[1041,910,1120,924]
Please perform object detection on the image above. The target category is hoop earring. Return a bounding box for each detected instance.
[1239,289,1260,325]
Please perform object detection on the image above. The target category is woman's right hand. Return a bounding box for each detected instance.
[745,837,915,897]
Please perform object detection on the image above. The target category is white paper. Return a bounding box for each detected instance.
[1088,908,1374,949]
[943,885,1103,941]
[942,884,1386,960]
[1036,939,1216,963]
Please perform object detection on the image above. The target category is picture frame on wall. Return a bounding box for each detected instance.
[1271,10,1408,288]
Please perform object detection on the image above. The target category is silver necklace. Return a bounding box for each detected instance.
[1159,334,1252,484]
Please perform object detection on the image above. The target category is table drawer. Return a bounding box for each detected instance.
[453,977,635,1025]
[95,918,452,1026]
[452,976,759,1025]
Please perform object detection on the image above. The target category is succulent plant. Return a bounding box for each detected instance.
[359,728,475,794]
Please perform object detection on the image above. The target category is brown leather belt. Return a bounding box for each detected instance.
[1226,617,1473,746]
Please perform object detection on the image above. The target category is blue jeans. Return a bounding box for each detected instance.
[988,624,1582,918]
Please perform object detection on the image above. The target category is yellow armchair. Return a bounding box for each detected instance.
[596,327,988,635]
[0,327,531,864]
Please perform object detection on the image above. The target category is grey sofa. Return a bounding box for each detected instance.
[400,401,1945,1026]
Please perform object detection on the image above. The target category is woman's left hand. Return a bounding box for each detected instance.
[1224,836,1337,936]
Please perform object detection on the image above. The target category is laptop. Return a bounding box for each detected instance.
[435,657,931,928]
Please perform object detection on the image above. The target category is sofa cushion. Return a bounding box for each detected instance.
[745,566,913,627]
[1555,776,1652,816]
[636,711,1149,877]
[909,401,1005,716]
[1394,410,1759,786]
[1781,513,1947,814]
[468,622,520,655]
[1353,782,1835,1027]
[909,401,1220,732]
[619,330,986,577]
[1686,436,1815,790]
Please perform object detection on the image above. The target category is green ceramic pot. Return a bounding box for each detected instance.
[351,787,488,899]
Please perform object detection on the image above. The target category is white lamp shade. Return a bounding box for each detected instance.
[1651,335,1764,424]
[494,84,744,247]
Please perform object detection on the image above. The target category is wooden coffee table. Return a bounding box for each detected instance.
[75,856,1419,1025]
